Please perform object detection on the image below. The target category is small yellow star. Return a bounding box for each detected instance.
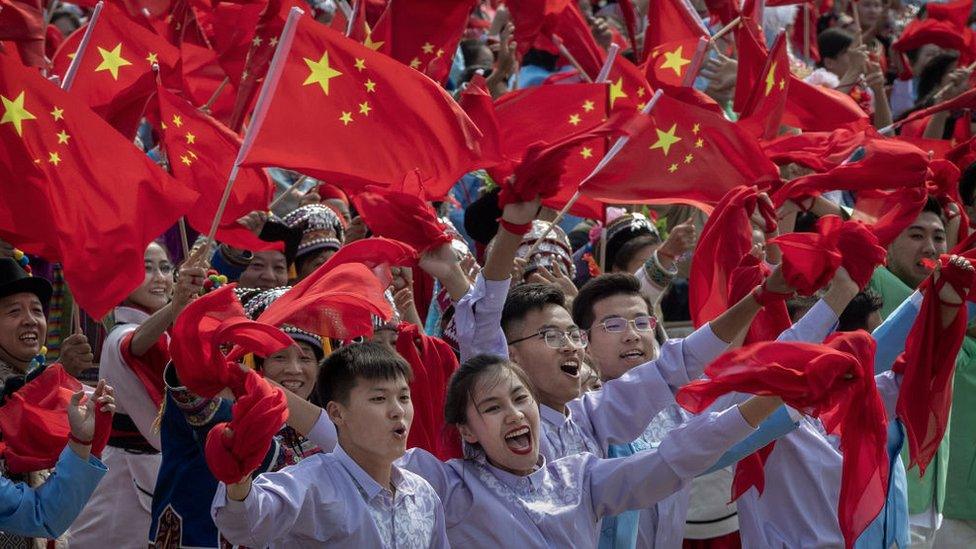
[339,111,353,125]
[252,36,263,46]
[569,113,581,126]
[172,115,183,128]
[303,51,343,95]
[185,131,195,144]
[779,79,786,91]
[188,150,198,159]
[180,154,192,166]
[354,58,366,71]
[241,70,249,80]
[421,42,434,54]
[363,33,384,51]
[94,43,132,80]
[580,146,593,159]
[637,102,647,110]
[684,153,694,164]
[50,106,63,121]
[637,87,646,98]
[1,92,36,136]
[56,130,70,144]
[146,52,158,64]
[695,138,704,148]
[358,101,372,116]
[764,61,778,96]
[364,79,376,92]
[161,121,167,130]
[692,123,700,134]
[48,151,61,166]
[668,163,678,173]
[436,48,445,57]
[582,100,595,112]
[269,36,278,47]
[409,57,421,69]
[609,78,628,108]
[649,123,681,156]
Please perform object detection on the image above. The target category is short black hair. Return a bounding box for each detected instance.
[444,355,535,426]
[817,28,854,63]
[315,342,413,406]
[917,51,961,103]
[501,283,566,339]
[838,290,884,332]
[922,196,947,223]
[572,273,650,330]
[959,162,976,207]
[611,235,659,272]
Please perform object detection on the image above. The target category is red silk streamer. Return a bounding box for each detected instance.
[677,331,889,549]
[205,370,288,484]
[892,256,976,474]
[352,184,453,254]
[727,254,792,345]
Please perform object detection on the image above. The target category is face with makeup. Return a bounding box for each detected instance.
[124,242,174,313]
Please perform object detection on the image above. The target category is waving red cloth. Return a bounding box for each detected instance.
[677,331,889,549]
[396,323,463,461]
[118,330,169,407]
[892,256,975,474]
[762,127,876,172]
[0,364,112,473]
[352,178,452,253]
[852,186,929,248]
[690,186,777,327]
[205,370,288,484]
[170,285,295,398]
[728,254,791,345]
[925,159,971,244]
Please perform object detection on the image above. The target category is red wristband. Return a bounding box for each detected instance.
[751,281,794,307]
[69,432,93,445]
[498,218,532,236]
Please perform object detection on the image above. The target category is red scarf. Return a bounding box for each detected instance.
[119,330,169,407]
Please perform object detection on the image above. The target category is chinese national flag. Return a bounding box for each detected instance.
[369,0,477,83]
[0,0,44,67]
[240,16,490,199]
[0,53,199,319]
[738,33,790,140]
[643,0,710,64]
[154,82,273,252]
[784,75,870,132]
[50,2,180,138]
[644,39,703,87]
[733,17,767,114]
[580,93,780,212]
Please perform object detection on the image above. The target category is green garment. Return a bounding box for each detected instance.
[944,336,976,519]
[869,267,949,515]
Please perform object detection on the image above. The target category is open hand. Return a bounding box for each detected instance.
[68,380,115,443]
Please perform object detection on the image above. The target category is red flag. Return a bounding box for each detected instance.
[738,32,790,140]
[581,93,781,211]
[0,53,199,319]
[891,18,976,65]
[507,0,572,57]
[946,135,976,169]
[898,88,976,129]
[177,40,238,124]
[618,0,641,60]
[643,0,710,61]
[52,2,181,137]
[458,74,501,164]
[369,0,477,83]
[154,82,273,251]
[784,75,871,132]
[0,0,44,67]
[762,126,876,172]
[352,181,453,253]
[239,16,490,199]
[733,17,768,114]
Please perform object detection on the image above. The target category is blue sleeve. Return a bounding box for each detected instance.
[0,447,106,538]
[871,292,923,373]
[702,406,798,474]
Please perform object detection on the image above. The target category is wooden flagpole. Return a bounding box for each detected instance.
[269,175,309,210]
[708,16,740,44]
[200,77,230,113]
[60,1,103,91]
[551,35,594,83]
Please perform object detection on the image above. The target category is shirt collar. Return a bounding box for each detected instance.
[539,403,570,427]
[473,447,548,490]
[333,443,415,500]
[114,306,151,325]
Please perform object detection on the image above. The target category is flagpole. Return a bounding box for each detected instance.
[879,59,976,135]
[345,0,359,37]
[269,175,309,210]
[708,16,740,44]
[803,3,811,61]
[595,43,620,83]
[681,37,709,87]
[551,34,594,83]
[200,77,230,113]
[60,1,103,91]
[178,218,191,259]
[851,1,863,47]
[525,90,665,257]
[203,7,305,259]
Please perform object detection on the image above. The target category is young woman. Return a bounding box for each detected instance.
[68,241,205,548]
[398,355,781,547]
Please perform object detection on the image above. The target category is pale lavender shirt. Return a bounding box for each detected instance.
[399,406,757,548]
[454,274,510,364]
[734,293,919,548]
[211,444,448,548]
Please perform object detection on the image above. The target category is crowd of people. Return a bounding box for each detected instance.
[2,0,976,547]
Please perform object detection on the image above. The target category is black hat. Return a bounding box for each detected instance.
[0,258,52,307]
[258,218,304,265]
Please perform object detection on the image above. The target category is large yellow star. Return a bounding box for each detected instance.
[1,92,36,136]
[363,33,384,51]
[764,61,778,96]
[649,123,682,156]
[56,130,70,144]
[659,46,691,77]
[303,51,343,95]
[94,43,132,80]
[609,78,628,108]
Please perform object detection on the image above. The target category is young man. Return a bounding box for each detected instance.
[211,343,448,548]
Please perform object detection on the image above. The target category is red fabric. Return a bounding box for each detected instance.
[837,220,890,288]
[727,254,791,344]
[927,0,974,29]
[770,215,844,295]
[784,75,871,133]
[256,262,393,342]
[644,37,704,88]
[205,370,288,484]
[581,94,781,211]
[762,126,877,172]
[946,135,976,169]
[49,2,181,138]
[177,39,238,126]
[170,285,295,398]
[791,1,820,63]
[458,75,502,166]
[0,53,199,320]
[154,83,274,252]
[660,83,725,115]
[119,331,170,408]
[643,0,710,62]
[207,1,267,96]
[738,32,790,140]
[0,364,113,473]
[733,17,767,115]
[894,135,954,159]
[396,322,462,461]
[689,186,772,328]
[898,88,976,129]
[618,0,641,60]
[324,237,419,270]
[677,331,889,548]
[892,255,975,474]
[507,0,571,56]
[368,0,477,83]
[892,18,975,65]
[318,183,349,205]
[0,0,44,67]
[352,184,452,254]
[926,159,971,243]
[851,186,930,248]
[770,138,930,205]
[239,17,492,200]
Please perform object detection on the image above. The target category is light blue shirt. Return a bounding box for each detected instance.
[0,447,106,538]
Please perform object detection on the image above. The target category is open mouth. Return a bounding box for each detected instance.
[149,287,167,296]
[619,349,645,361]
[559,359,580,377]
[18,332,38,345]
[504,426,532,455]
[280,380,305,392]
[392,425,407,440]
